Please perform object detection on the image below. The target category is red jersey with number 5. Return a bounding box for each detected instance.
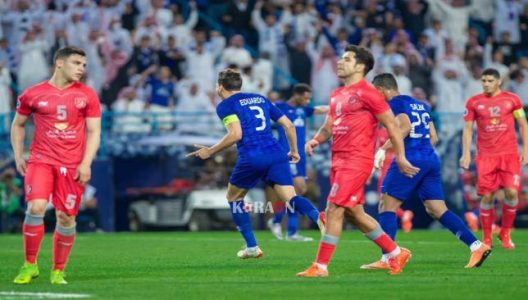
[329,79,390,170]
[16,81,102,168]
[464,91,522,156]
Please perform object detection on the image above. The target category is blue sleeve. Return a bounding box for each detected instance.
[389,99,405,116]
[216,100,236,120]
[305,106,315,117]
[269,101,284,122]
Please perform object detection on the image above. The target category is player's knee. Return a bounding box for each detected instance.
[504,189,518,200]
[480,194,494,204]
[27,201,47,215]
[294,184,307,196]
[56,211,75,227]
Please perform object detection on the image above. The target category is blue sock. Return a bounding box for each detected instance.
[286,210,299,236]
[272,209,285,224]
[229,200,257,248]
[288,196,319,224]
[378,211,397,240]
[439,210,477,247]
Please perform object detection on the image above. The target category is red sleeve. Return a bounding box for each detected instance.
[364,89,389,116]
[16,91,32,116]
[85,88,102,118]
[463,98,476,121]
[512,94,523,111]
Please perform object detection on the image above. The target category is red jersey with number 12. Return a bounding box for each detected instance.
[464,91,522,156]
[16,81,102,168]
[329,79,390,170]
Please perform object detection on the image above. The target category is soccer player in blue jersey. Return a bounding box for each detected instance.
[361,73,491,269]
[267,84,329,241]
[188,69,325,259]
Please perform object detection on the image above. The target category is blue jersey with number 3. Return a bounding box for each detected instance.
[389,95,435,160]
[216,92,285,157]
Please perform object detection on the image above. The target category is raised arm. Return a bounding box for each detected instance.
[314,105,329,114]
[11,113,30,176]
[459,120,474,169]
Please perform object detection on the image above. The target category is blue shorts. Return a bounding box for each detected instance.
[289,155,307,178]
[230,152,293,189]
[381,157,445,202]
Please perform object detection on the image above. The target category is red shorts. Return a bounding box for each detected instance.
[475,154,521,196]
[25,163,85,215]
[328,168,371,208]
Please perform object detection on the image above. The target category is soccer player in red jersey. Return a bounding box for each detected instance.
[11,46,101,284]
[460,68,528,250]
[296,45,419,277]
[374,127,414,233]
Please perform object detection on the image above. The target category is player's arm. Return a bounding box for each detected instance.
[429,122,438,147]
[76,117,101,185]
[514,108,528,165]
[313,105,329,114]
[187,117,242,160]
[379,113,411,151]
[377,111,419,177]
[459,120,473,169]
[10,113,29,176]
[276,115,300,163]
[306,112,332,156]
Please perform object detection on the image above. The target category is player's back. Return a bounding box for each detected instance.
[389,95,435,160]
[216,92,285,157]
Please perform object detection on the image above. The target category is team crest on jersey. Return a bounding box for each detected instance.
[347,94,359,105]
[74,97,87,109]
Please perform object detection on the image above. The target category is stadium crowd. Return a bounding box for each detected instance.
[0,0,527,136]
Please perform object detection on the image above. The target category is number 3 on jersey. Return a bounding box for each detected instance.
[409,111,431,138]
[250,106,266,131]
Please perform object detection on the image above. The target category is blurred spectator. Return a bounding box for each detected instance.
[131,35,159,73]
[107,18,133,56]
[390,54,412,95]
[221,35,252,68]
[311,45,338,104]
[143,66,176,130]
[112,86,150,134]
[287,39,312,85]
[175,79,217,134]
[464,64,484,101]
[162,1,198,48]
[158,35,186,80]
[77,184,102,232]
[492,31,519,66]
[0,63,12,117]
[494,0,523,44]
[186,43,216,93]
[426,0,472,51]
[407,52,432,96]
[222,0,254,43]
[17,29,48,91]
[508,69,528,107]
[484,37,509,79]
[252,52,273,96]
[0,168,23,233]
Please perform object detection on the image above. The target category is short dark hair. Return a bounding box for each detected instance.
[344,45,374,75]
[372,73,399,90]
[292,83,311,95]
[217,68,242,91]
[53,46,86,63]
[481,68,500,79]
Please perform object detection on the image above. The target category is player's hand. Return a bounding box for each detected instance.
[520,152,528,166]
[288,151,300,163]
[75,163,91,185]
[374,149,386,169]
[459,154,471,169]
[186,144,212,160]
[395,156,420,178]
[15,158,27,176]
[305,139,319,157]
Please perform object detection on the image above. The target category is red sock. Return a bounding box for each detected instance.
[395,208,404,218]
[479,208,494,242]
[501,204,517,231]
[23,224,44,264]
[315,242,336,265]
[52,231,75,271]
[372,233,398,253]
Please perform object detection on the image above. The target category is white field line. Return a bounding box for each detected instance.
[0,292,92,299]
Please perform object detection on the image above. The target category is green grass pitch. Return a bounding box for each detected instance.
[1,230,527,299]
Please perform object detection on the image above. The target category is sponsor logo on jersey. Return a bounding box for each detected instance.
[477,105,485,110]
[74,97,87,109]
[54,122,69,130]
[490,118,500,125]
[60,167,67,176]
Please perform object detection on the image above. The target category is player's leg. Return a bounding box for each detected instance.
[497,154,521,249]
[296,202,344,277]
[499,188,518,249]
[51,166,84,284]
[346,204,411,275]
[265,186,284,240]
[285,176,312,241]
[226,183,262,259]
[13,163,53,284]
[475,155,499,247]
